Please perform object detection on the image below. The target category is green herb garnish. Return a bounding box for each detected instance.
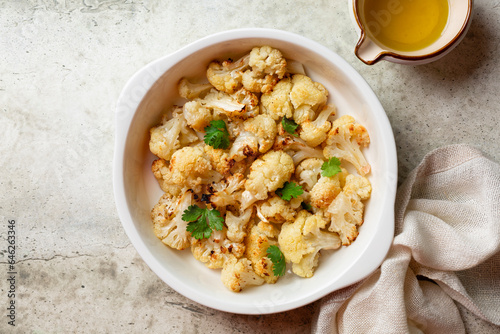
[321,157,342,177]
[183,205,224,239]
[204,120,230,149]
[266,245,286,277]
[276,181,303,201]
[281,117,299,136]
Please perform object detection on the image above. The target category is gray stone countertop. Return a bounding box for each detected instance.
[1,0,499,333]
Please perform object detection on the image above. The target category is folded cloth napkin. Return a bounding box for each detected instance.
[312,144,500,333]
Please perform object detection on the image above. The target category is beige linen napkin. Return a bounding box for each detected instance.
[313,144,500,333]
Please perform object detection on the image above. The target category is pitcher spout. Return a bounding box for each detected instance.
[355,33,386,65]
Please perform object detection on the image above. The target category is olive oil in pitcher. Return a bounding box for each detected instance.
[362,0,450,52]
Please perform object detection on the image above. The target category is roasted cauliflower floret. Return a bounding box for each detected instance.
[206,54,250,93]
[310,177,342,209]
[191,227,245,269]
[184,88,260,127]
[273,135,325,165]
[151,191,193,250]
[309,168,348,209]
[344,173,372,200]
[325,174,372,245]
[245,221,281,284]
[290,74,328,124]
[256,195,302,223]
[260,77,293,120]
[207,173,245,208]
[295,158,324,191]
[241,46,287,94]
[151,159,183,196]
[206,45,286,95]
[249,45,287,78]
[278,210,341,278]
[299,104,336,147]
[203,145,235,176]
[221,256,265,292]
[229,114,277,162]
[182,100,215,132]
[241,150,295,208]
[149,107,199,161]
[225,208,253,243]
[241,70,280,94]
[323,115,371,176]
[152,146,222,195]
[178,78,213,100]
[231,87,260,118]
[200,89,247,118]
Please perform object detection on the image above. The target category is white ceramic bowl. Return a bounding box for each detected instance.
[113,28,397,314]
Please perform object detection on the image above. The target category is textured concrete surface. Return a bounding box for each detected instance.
[1,0,499,333]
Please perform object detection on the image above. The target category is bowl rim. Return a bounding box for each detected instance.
[113,28,397,314]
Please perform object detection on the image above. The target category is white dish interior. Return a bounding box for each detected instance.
[113,28,397,314]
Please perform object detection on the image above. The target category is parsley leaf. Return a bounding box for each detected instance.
[183,205,224,239]
[181,205,205,222]
[204,120,230,149]
[205,209,225,231]
[281,117,299,136]
[266,245,286,276]
[321,157,342,177]
[276,181,303,201]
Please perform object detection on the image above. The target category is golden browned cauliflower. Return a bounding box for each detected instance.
[203,145,235,176]
[206,45,286,95]
[256,195,302,223]
[183,88,259,130]
[278,210,341,278]
[323,115,371,176]
[231,87,260,118]
[324,174,372,245]
[310,177,342,209]
[245,221,281,284]
[241,150,295,208]
[178,78,213,100]
[198,89,247,118]
[225,208,254,243]
[290,74,328,124]
[242,71,279,95]
[249,45,287,78]
[229,114,277,162]
[149,107,199,161]
[191,227,245,269]
[152,146,222,195]
[344,173,372,200]
[206,173,245,208]
[182,100,215,132]
[149,46,373,293]
[273,135,325,165]
[206,54,250,93]
[241,46,287,94]
[151,190,193,250]
[221,255,265,292]
[260,77,294,120]
[299,104,336,147]
[309,168,348,209]
[151,159,183,196]
[295,158,324,191]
